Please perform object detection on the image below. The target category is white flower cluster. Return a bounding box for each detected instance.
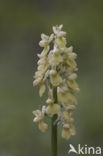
[33,25,80,140]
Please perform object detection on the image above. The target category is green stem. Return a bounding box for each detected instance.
[51,87,58,156]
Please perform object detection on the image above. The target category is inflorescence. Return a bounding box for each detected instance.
[33,25,80,140]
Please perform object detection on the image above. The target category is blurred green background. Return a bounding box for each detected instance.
[0,0,103,156]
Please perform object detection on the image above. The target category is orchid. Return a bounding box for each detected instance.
[33,25,79,156]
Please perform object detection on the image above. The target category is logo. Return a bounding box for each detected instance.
[68,144,102,155]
